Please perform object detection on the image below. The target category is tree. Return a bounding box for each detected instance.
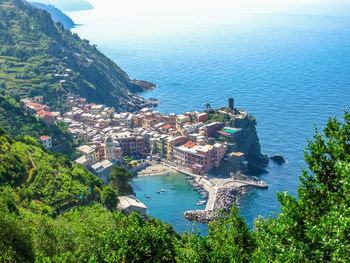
[109,166,134,196]
[101,186,118,211]
[253,110,350,262]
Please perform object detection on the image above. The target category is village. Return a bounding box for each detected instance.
[21,95,248,181]
[21,95,268,221]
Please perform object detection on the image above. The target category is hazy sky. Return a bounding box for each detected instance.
[86,0,350,17]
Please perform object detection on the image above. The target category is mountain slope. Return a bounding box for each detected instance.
[28,2,75,29]
[0,94,79,158]
[0,0,154,111]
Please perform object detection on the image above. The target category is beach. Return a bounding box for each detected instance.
[137,161,177,177]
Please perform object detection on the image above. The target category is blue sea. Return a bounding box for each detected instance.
[68,6,350,233]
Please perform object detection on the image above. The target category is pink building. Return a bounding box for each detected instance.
[37,110,54,125]
[200,122,223,137]
[196,112,208,123]
[171,142,227,175]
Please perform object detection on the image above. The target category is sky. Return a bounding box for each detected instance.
[28,0,350,17]
[86,0,350,17]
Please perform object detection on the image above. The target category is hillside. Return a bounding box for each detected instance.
[29,2,75,29]
[0,94,79,158]
[0,130,103,213]
[0,0,155,112]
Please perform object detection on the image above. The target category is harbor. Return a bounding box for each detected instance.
[135,160,268,224]
[160,161,267,222]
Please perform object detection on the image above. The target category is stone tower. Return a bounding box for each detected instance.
[228,97,234,110]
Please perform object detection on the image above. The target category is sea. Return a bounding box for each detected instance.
[68,3,350,234]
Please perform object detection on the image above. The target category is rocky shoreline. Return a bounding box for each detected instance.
[184,186,243,223]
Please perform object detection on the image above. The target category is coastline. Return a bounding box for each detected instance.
[162,160,268,223]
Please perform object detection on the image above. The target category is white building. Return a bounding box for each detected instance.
[117,195,147,217]
[39,136,52,149]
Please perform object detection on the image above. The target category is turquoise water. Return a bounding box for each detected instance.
[69,8,350,232]
[130,173,208,234]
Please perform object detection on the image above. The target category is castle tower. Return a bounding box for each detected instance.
[228,97,234,110]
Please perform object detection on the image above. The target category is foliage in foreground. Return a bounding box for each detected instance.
[0,111,349,262]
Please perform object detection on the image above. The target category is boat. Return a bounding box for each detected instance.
[166,173,169,176]
[186,177,192,180]
[160,189,165,192]
[156,190,160,194]
[170,186,174,189]
[195,201,206,206]
[145,194,150,198]
[200,195,208,199]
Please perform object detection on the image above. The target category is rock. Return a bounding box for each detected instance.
[248,162,268,174]
[270,154,286,164]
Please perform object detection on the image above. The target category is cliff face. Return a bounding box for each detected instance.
[231,115,269,166]
[0,0,153,112]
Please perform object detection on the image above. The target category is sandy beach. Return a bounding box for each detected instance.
[137,161,177,177]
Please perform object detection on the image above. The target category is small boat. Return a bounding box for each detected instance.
[195,201,206,206]
[186,177,192,180]
[160,189,165,192]
[166,173,169,176]
[200,195,208,199]
[170,186,174,189]
[145,194,150,198]
[156,190,160,194]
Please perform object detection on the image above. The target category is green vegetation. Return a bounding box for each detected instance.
[0,94,79,158]
[0,111,348,262]
[101,185,118,211]
[0,130,103,213]
[109,166,134,196]
[0,0,148,112]
[206,109,235,126]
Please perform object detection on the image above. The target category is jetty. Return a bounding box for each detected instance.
[163,161,267,223]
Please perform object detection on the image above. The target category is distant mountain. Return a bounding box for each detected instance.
[0,0,155,112]
[29,2,75,29]
[27,0,94,12]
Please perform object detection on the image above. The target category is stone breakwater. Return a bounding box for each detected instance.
[184,172,267,223]
[184,187,243,223]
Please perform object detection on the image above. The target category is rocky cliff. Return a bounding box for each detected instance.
[231,114,269,166]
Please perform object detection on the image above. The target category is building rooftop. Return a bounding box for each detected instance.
[91,159,114,173]
[118,195,147,210]
[77,145,96,154]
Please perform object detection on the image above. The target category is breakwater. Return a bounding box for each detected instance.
[184,172,267,223]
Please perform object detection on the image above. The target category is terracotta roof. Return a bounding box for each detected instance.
[184,141,196,148]
[25,102,45,110]
[39,136,51,140]
[162,124,174,130]
[38,110,53,118]
[230,152,244,157]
